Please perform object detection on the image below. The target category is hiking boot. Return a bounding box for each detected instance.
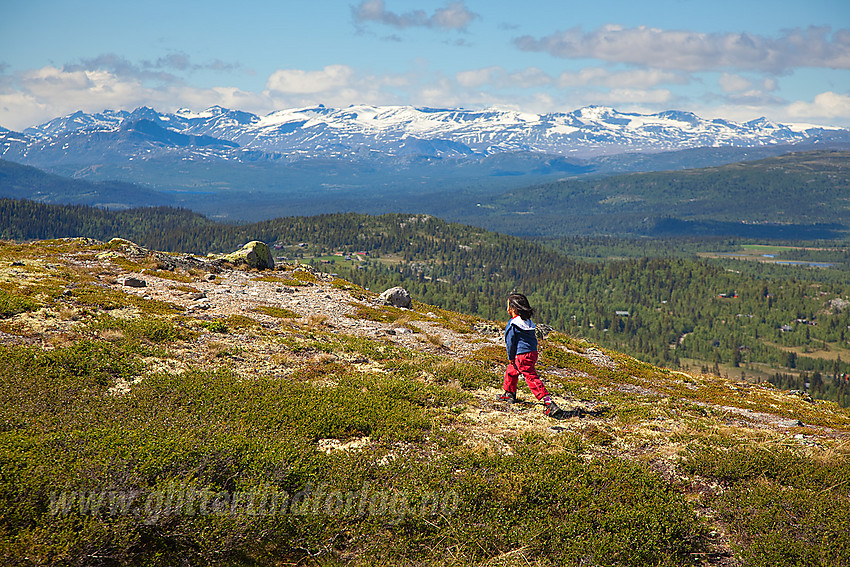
[544,400,565,419]
[498,391,517,404]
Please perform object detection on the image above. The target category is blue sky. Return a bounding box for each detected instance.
[1,0,848,130]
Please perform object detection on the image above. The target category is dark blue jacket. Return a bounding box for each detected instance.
[505,316,537,361]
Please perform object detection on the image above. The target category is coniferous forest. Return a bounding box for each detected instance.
[1,197,849,406]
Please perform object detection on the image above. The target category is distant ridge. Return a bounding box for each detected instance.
[2,104,848,165]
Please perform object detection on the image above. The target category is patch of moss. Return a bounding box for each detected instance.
[70,285,181,315]
[108,256,145,273]
[347,303,406,324]
[200,320,229,334]
[0,288,41,318]
[290,269,319,283]
[90,315,194,344]
[331,278,371,300]
[225,314,261,330]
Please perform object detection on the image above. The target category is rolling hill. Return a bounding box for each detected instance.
[0,237,847,565]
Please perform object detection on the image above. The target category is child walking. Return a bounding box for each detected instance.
[499,293,563,418]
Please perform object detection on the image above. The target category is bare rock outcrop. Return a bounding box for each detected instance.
[221,241,275,270]
[378,286,412,308]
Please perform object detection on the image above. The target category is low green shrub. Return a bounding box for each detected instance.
[0,288,41,318]
[290,269,318,283]
[434,360,495,390]
[347,303,405,324]
[680,445,850,565]
[200,320,229,333]
[90,315,193,344]
[224,314,260,330]
[71,285,180,315]
[681,445,850,489]
[0,336,714,566]
[252,305,299,319]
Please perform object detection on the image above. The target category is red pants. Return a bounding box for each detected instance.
[503,351,549,400]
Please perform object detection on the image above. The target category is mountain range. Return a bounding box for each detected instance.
[3,104,849,165]
[1,104,849,225]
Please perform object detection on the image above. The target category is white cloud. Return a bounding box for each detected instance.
[515,25,850,73]
[455,66,553,89]
[14,66,150,112]
[558,68,687,89]
[455,65,686,91]
[508,67,553,88]
[455,66,500,88]
[265,65,355,94]
[0,64,265,130]
[352,0,478,31]
[0,91,50,131]
[431,1,477,30]
[786,91,850,122]
[691,91,850,128]
[592,88,674,105]
[719,73,752,93]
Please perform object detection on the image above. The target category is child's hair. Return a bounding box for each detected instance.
[508,293,534,320]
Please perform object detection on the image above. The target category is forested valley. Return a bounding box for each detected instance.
[2,198,849,406]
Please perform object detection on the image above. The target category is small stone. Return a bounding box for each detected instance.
[122,276,147,288]
[188,292,206,300]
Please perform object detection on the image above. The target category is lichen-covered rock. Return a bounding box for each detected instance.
[108,238,148,257]
[379,286,412,308]
[222,241,275,270]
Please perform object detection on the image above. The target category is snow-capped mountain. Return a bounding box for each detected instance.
[3,104,847,167]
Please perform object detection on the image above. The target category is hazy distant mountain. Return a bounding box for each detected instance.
[0,159,172,209]
[3,105,848,168]
[2,105,848,224]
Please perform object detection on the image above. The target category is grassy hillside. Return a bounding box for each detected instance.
[2,200,850,409]
[0,238,848,565]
